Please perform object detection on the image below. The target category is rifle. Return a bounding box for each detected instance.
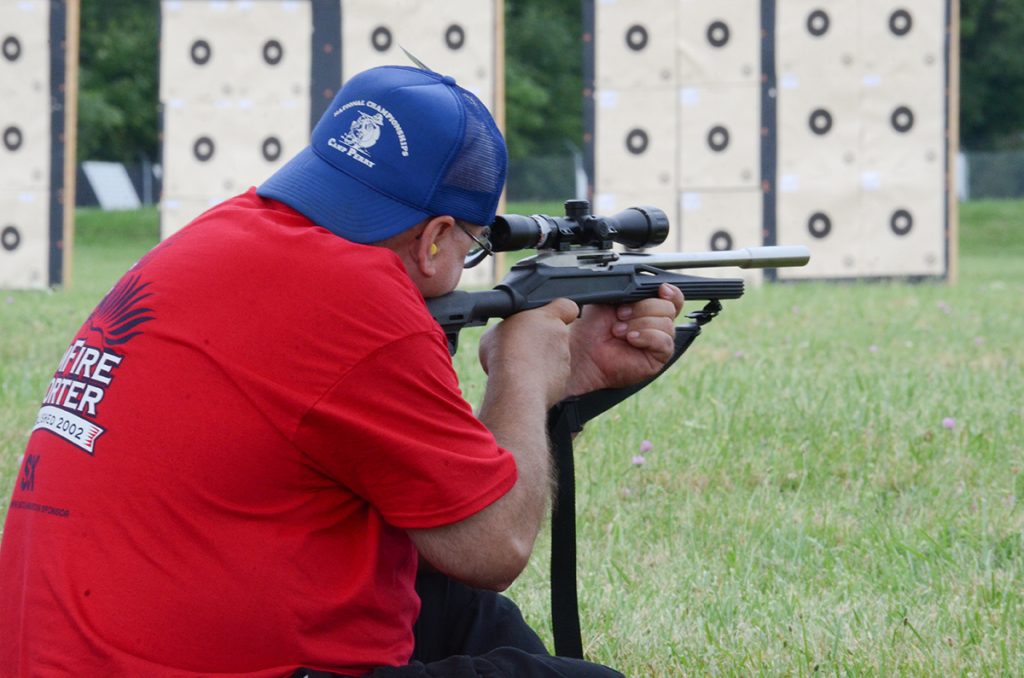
[425,200,810,660]
[428,200,809,353]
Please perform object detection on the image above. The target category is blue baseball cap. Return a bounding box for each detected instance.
[258,65,508,243]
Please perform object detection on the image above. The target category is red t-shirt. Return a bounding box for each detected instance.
[0,189,517,677]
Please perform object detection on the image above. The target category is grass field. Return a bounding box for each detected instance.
[2,202,1022,675]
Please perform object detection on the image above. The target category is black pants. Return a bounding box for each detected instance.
[297,571,624,678]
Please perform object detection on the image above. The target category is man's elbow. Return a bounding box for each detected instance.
[413,530,532,591]
[466,542,531,591]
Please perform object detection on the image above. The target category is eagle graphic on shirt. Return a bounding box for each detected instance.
[33,273,155,455]
[87,274,155,348]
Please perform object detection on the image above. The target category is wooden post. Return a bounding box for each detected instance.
[62,0,80,287]
[947,0,960,284]
[493,0,505,283]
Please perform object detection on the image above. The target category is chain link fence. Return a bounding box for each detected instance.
[506,151,1011,203]
[506,152,587,202]
[961,150,1024,200]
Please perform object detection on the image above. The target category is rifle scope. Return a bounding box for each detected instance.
[490,200,669,252]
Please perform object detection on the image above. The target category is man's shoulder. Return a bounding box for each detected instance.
[167,190,409,280]
[147,189,437,334]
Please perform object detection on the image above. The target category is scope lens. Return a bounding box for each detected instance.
[607,207,669,249]
[490,214,550,252]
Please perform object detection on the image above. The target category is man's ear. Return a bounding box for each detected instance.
[412,216,453,277]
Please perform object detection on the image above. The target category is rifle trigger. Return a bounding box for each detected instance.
[445,332,459,356]
[686,299,723,326]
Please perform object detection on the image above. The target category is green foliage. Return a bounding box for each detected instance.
[960,0,1024,149]
[77,0,160,163]
[504,0,583,160]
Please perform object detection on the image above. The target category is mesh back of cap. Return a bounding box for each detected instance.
[430,90,508,224]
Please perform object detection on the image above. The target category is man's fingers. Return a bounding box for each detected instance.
[660,283,685,313]
[611,314,674,338]
[613,308,676,364]
[622,326,676,363]
[544,298,581,325]
[616,285,684,322]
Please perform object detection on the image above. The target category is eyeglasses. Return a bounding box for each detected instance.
[456,221,493,269]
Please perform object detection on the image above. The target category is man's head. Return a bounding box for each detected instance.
[258,65,507,246]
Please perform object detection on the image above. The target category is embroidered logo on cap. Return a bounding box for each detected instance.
[326,99,410,170]
[341,111,384,154]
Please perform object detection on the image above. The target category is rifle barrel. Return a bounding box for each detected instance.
[633,245,810,270]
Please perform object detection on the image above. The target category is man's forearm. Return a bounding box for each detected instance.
[409,301,575,590]
[476,365,555,547]
[413,367,552,590]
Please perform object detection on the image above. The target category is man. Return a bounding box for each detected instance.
[0,66,682,676]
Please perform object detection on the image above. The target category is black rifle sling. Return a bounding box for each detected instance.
[548,400,584,659]
[548,322,704,659]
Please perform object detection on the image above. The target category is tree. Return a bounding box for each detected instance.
[504,0,583,160]
[77,0,160,163]
[960,0,1024,149]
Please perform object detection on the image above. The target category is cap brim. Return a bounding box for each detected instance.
[257,146,431,244]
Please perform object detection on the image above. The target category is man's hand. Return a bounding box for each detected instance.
[479,297,579,409]
[565,283,684,397]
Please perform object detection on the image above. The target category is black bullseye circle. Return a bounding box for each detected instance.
[891,106,915,133]
[2,36,21,62]
[707,125,730,152]
[371,26,392,52]
[445,24,465,50]
[890,209,913,236]
[809,109,833,135]
[193,136,215,162]
[261,137,282,162]
[262,39,283,65]
[190,39,212,65]
[807,10,830,36]
[625,128,649,155]
[3,126,22,151]
[625,24,648,51]
[890,9,913,36]
[1,225,20,251]
[707,21,730,48]
[710,230,733,251]
[808,212,832,239]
